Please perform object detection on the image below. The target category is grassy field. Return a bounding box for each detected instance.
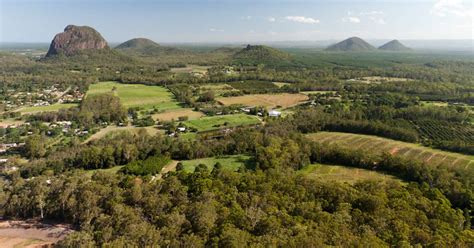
[152,108,204,121]
[87,81,181,111]
[299,163,402,184]
[84,125,163,143]
[180,155,253,172]
[347,76,414,84]
[217,93,308,109]
[16,103,77,114]
[183,114,261,132]
[197,83,239,96]
[307,132,474,169]
[170,65,211,74]
[273,82,291,88]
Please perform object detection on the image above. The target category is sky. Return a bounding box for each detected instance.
[1,0,473,43]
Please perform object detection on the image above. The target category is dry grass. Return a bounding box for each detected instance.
[152,108,204,121]
[0,220,73,248]
[84,125,163,143]
[217,93,309,109]
[299,164,402,184]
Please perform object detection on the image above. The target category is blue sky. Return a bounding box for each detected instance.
[1,0,472,42]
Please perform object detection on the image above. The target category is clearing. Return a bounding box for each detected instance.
[87,81,181,111]
[217,93,309,109]
[183,114,261,132]
[152,108,204,121]
[307,132,474,169]
[84,125,162,143]
[0,220,73,248]
[298,163,402,184]
[347,76,414,84]
[170,65,211,74]
[179,155,253,172]
[15,103,77,115]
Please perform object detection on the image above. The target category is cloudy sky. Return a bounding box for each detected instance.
[1,0,472,42]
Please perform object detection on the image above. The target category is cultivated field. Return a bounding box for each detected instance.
[307,132,474,169]
[183,114,261,132]
[180,155,253,172]
[299,163,402,184]
[87,81,181,111]
[152,108,204,121]
[217,93,309,109]
[197,83,238,96]
[15,103,77,114]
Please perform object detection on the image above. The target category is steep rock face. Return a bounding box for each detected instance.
[46,25,109,57]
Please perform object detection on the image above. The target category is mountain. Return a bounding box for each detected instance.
[232,45,292,65]
[378,40,411,51]
[115,38,160,50]
[115,38,189,56]
[325,37,376,52]
[46,25,109,57]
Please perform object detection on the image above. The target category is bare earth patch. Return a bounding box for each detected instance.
[0,220,73,248]
[217,93,309,109]
[152,108,204,121]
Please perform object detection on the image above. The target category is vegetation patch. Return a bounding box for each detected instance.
[86,81,181,111]
[121,155,171,176]
[183,114,260,132]
[179,155,253,172]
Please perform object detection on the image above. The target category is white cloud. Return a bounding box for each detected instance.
[285,16,320,24]
[209,28,224,32]
[342,17,361,23]
[268,17,276,22]
[241,16,252,20]
[357,10,386,24]
[431,0,473,17]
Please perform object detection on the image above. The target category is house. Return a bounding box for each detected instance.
[0,158,8,163]
[177,127,186,132]
[269,110,282,117]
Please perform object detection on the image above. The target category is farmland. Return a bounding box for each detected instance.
[299,163,402,184]
[413,119,474,143]
[182,114,260,132]
[227,80,279,93]
[15,103,77,114]
[179,155,253,172]
[307,132,474,169]
[86,81,181,111]
[217,93,309,109]
[152,108,204,121]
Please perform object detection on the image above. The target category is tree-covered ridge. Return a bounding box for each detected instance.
[232,45,293,65]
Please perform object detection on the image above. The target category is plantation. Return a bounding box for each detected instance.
[307,132,474,169]
[86,81,181,111]
[299,163,402,184]
[413,119,474,143]
[179,155,253,172]
[182,114,260,132]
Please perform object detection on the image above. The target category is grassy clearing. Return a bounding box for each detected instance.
[198,83,239,96]
[170,65,211,74]
[152,108,204,121]
[347,76,414,84]
[183,114,261,132]
[87,81,181,111]
[84,125,162,143]
[217,93,309,109]
[179,155,253,172]
[299,163,402,184]
[16,103,77,114]
[273,82,291,88]
[307,132,474,170]
[84,165,124,177]
[300,90,336,95]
